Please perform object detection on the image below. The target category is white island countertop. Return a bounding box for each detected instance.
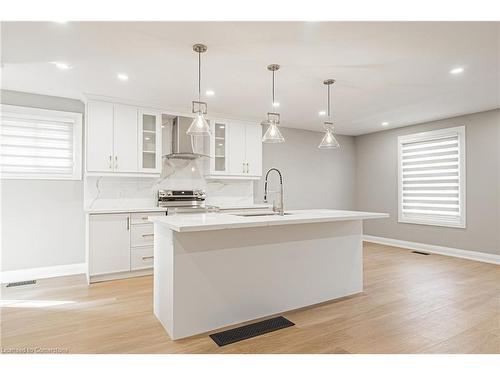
[149,209,389,232]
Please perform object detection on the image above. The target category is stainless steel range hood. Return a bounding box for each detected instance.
[163,116,209,160]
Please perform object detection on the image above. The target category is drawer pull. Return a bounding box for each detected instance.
[142,233,154,238]
[142,256,154,260]
[141,217,148,220]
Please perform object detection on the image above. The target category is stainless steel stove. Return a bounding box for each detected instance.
[157,189,218,214]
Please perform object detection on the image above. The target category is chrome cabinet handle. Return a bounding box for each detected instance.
[242,162,245,173]
[126,216,130,230]
[109,155,112,169]
[141,216,148,220]
[246,162,249,174]
[142,234,154,238]
[142,256,154,260]
[115,156,118,169]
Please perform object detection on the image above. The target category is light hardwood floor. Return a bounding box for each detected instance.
[1,242,499,354]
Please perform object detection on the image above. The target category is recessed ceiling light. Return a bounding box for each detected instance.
[54,21,68,24]
[381,122,389,126]
[205,90,215,96]
[117,73,129,81]
[318,110,326,116]
[450,67,464,75]
[52,62,72,70]
[272,102,280,108]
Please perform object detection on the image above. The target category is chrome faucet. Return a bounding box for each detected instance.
[264,168,284,216]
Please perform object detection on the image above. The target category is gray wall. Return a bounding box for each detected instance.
[355,109,500,255]
[1,90,86,271]
[254,127,356,210]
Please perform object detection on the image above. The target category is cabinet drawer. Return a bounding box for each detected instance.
[130,211,166,225]
[131,246,154,270]
[131,224,155,247]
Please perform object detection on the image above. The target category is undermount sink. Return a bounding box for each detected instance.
[233,212,293,217]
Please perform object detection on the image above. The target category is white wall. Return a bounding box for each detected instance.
[1,180,85,270]
[254,127,356,210]
[1,90,86,271]
[355,109,500,255]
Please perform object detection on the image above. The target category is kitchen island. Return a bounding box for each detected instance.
[149,209,388,340]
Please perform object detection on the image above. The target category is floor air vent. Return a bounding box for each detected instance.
[412,251,430,256]
[209,316,295,346]
[6,280,37,287]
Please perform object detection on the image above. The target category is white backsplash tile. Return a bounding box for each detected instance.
[84,158,255,210]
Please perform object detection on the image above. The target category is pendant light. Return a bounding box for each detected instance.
[262,64,285,143]
[318,79,340,149]
[186,43,211,136]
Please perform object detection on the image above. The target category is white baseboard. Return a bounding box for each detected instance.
[364,235,500,265]
[0,263,86,284]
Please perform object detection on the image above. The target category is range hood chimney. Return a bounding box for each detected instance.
[163,116,209,160]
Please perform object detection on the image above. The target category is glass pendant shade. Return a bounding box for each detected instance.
[318,129,340,149]
[186,111,210,135]
[318,79,340,149]
[262,121,285,143]
[187,44,210,136]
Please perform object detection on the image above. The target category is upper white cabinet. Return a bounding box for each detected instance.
[138,109,162,174]
[87,101,114,172]
[228,122,246,175]
[85,100,161,176]
[206,120,262,179]
[209,121,230,175]
[243,124,262,177]
[114,104,139,173]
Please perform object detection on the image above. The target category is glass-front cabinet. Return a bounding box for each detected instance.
[209,121,229,174]
[205,119,262,180]
[138,109,161,174]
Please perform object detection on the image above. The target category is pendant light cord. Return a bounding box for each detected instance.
[198,51,201,103]
[272,70,275,105]
[327,83,331,119]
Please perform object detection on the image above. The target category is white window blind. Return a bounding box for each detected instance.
[398,126,466,228]
[0,105,82,180]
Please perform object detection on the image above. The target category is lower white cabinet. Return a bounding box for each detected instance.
[87,211,166,283]
[131,247,154,270]
[89,214,131,275]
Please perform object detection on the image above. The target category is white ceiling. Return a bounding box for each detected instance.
[1,21,499,135]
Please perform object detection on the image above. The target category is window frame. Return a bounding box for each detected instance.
[0,104,83,181]
[397,125,466,228]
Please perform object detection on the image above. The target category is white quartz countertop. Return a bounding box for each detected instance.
[85,207,169,214]
[149,209,389,232]
[84,203,270,214]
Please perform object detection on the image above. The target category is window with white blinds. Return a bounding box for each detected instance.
[0,105,82,180]
[398,126,466,228]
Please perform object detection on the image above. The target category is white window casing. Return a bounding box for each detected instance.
[398,126,466,228]
[0,105,83,180]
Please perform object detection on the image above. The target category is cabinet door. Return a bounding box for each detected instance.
[86,101,114,172]
[245,124,262,176]
[89,214,131,276]
[114,104,139,172]
[138,109,161,173]
[228,122,246,175]
[210,121,229,174]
